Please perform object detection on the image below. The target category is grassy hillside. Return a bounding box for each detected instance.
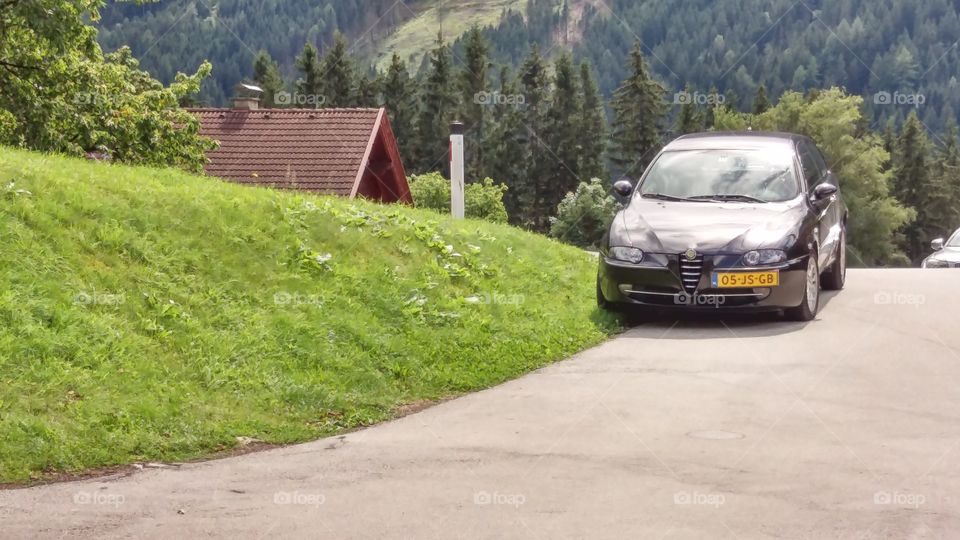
[374,0,525,70]
[0,147,617,483]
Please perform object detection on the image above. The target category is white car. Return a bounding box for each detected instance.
[922,228,960,268]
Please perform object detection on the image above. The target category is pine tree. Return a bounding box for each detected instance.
[381,53,417,165]
[252,50,284,108]
[752,84,771,114]
[486,66,527,222]
[321,32,355,107]
[543,53,583,227]
[577,61,606,180]
[704,85,720,129]
[675,83,703,135]
[933,121,960,233]
[295,43,322,107]
[457,26,491,183]
[609,41,667,177]
[723,88,740,111]
[893,112,954,262]
[414,32,458,174]
[355,66,380,107]
[516,44,553,230]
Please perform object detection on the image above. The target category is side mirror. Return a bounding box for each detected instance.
[931,238,945,251]
[812,183,838,201]
[612,180,634,200]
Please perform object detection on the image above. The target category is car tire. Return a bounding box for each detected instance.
[785,249,819,322]
[821,227,846,290]
[597,275,616,311]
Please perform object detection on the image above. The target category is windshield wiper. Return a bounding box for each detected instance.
[689,194,769,203]
[641,193,699,202]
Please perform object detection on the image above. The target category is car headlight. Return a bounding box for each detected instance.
[609,246,644,264]
[923,258,947,268]
[742,249,786,266]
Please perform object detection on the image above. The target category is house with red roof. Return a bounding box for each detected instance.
[188,92,411,204]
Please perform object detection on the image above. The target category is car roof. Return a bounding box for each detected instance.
[663,131,808,152]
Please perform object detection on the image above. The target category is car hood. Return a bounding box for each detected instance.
[926,247,960,263]
[612,198,807,253]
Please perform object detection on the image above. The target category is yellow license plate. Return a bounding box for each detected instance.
[711,271,780,288]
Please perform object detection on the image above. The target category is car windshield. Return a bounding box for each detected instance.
[948,231,960,247]
[638,148,801,203]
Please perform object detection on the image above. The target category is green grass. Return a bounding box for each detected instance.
[0,147,617,482]
[374,0,526,70]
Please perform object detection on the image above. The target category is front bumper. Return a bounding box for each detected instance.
[598,253,809,311]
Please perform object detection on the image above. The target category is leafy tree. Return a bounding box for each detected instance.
[321,32,355,107]
[752,84,771,114]
[381,53,417,164]
[715,88,913,265]
[676,83,704,135]
[414,32,457,174]
[609,42,667,177]
[0,0,214,172]
[252,50,284,108]
[457,26,491,182]
[550,178,619,248]
[577,61,607,180]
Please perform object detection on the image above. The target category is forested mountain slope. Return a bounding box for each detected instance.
[98,0,960,130]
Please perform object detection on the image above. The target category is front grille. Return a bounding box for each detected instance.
[679,255,704,294]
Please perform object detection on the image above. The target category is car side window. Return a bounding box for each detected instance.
[810,145,830,185]
[798,142,825,188]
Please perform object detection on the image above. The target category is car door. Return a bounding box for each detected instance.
[798,141,839,269]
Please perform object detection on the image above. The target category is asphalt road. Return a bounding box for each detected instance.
[2,269,959,539]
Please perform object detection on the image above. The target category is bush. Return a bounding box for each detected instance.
[408,172,509,223]
[549,178,619,248]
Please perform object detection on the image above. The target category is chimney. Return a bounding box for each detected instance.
[232,83,264,110]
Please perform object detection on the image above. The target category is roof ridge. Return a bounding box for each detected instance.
[186,107,382,113]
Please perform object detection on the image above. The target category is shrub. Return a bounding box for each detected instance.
[408,172,509,223]
[550,178,619,248]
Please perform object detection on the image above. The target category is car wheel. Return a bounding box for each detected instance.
[785,250,819,322]
[821,227,846,290]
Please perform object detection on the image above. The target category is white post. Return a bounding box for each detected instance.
[450,121,465,219]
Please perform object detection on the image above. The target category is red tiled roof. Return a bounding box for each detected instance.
[188,108,384,196]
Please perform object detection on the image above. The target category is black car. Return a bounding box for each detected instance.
[922,228,960,268]
[597,132,847,321]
